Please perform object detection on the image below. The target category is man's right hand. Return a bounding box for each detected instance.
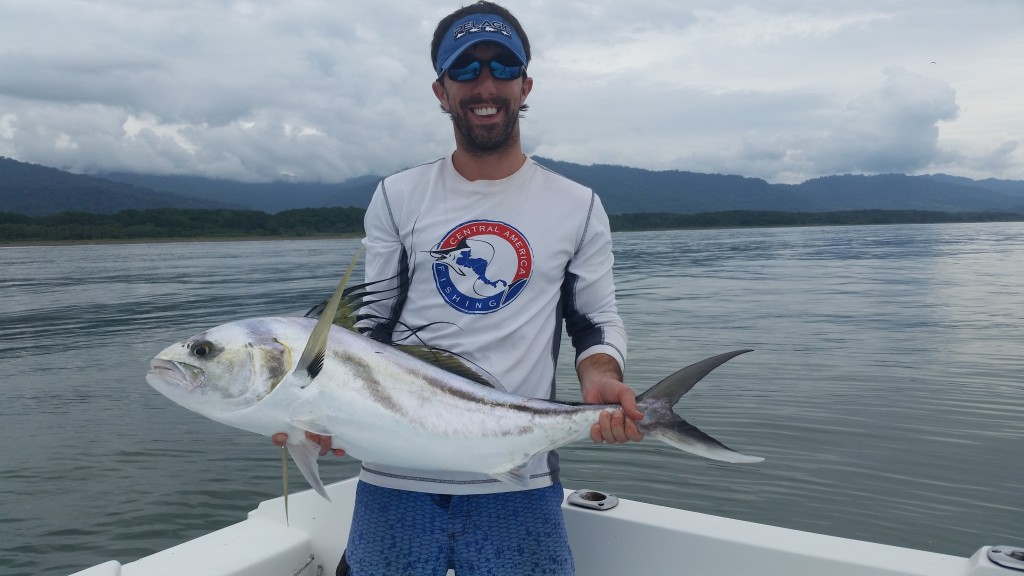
[271,431,346,457]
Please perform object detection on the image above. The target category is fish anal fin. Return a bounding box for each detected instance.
[287,417,334,437]
[490,464,532,489]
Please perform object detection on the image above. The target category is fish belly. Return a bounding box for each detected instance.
[313,378,595,474]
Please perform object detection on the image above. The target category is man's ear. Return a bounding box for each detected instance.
[432,80,449,112]
[520,76,533,103]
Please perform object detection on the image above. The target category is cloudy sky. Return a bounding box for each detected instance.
[1,0,1021,184]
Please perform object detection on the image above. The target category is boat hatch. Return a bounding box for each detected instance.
[989,546,1024,571]
[567,489,619,511]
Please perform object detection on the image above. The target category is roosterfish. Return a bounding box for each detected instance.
[146,255,763,502]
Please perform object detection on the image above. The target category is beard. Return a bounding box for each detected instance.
[449,95,520,155]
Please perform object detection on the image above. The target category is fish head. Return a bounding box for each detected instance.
[146,318,293,418]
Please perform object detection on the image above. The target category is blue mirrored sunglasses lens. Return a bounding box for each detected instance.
[489,61,523,80]
[446,59,523,82]
[449,60,482,82]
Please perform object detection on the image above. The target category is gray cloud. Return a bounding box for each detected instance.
[1,0,1021,183]
[806,66,960,175]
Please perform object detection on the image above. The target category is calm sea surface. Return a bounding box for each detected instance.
[2,223,1022,575]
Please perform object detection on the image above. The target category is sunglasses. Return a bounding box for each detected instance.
[444,55,525,82]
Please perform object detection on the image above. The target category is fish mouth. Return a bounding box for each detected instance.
[147,359,206,391]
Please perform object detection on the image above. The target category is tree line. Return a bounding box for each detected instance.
[2,207,1022,243]
[0,207,366,242]
[608,209,1024,230]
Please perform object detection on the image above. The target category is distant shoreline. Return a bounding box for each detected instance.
[0,232,364,248]
[3,208,1023,246]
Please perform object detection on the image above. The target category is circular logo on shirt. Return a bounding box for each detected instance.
[430,220,533,314]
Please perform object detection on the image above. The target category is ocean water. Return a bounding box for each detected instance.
[1,223,1022,575]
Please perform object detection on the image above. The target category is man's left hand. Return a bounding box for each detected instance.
[578,354,645,444]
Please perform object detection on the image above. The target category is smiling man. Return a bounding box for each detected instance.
[297,2,642,574]
[431,27,532,164]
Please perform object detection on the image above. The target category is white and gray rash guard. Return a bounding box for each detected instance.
[356,153,627,494]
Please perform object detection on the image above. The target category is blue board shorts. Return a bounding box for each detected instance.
[338,481,574,576]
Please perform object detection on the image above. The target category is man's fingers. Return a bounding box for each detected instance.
[617,389,644,421]
[316,436,332,456]
[303,431,345,457]
[590,409,644,444]
[609,410,629,443]
[271,432,345,457]
[593,410,626,444]
[625,418,644,442]
[590,410,614,444]
[599,410,615,443]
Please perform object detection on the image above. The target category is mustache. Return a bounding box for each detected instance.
[459,95,513,110]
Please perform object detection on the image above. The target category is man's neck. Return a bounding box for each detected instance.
[451,148,528,181]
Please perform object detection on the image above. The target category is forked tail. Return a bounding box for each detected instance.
[636,350,764,464]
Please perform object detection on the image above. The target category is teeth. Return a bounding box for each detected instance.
[473,107,498,116]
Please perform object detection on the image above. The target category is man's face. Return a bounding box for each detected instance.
[432,43,533,155]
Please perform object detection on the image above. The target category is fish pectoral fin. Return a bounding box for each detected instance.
[489,464,532,489]
[285,439,332,502]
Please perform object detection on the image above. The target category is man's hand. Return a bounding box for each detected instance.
[578,354,644,444]
[271,431,346,457]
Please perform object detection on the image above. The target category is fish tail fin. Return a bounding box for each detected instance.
[637,349,764,464]
[644,415,764,463]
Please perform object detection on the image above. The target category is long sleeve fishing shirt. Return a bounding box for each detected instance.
[356,153,627,494]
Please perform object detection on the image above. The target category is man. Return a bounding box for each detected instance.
[279,3,642,574]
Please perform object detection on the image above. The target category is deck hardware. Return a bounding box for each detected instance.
[989,546,1024,571]
[568,489,620,511]
[290,554,318,576]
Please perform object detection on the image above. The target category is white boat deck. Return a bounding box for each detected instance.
[70,477,1019,576]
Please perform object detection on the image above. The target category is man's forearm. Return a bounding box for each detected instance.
[577,352,623,389]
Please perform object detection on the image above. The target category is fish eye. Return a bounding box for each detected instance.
[191,341,214,357]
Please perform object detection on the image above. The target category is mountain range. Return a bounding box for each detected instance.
[2,155,1023,216]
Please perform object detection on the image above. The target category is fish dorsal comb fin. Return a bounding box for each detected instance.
[300,250,503,390]
[296,248,364,385]
[304,275,409,332]
[394,345,504,390]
